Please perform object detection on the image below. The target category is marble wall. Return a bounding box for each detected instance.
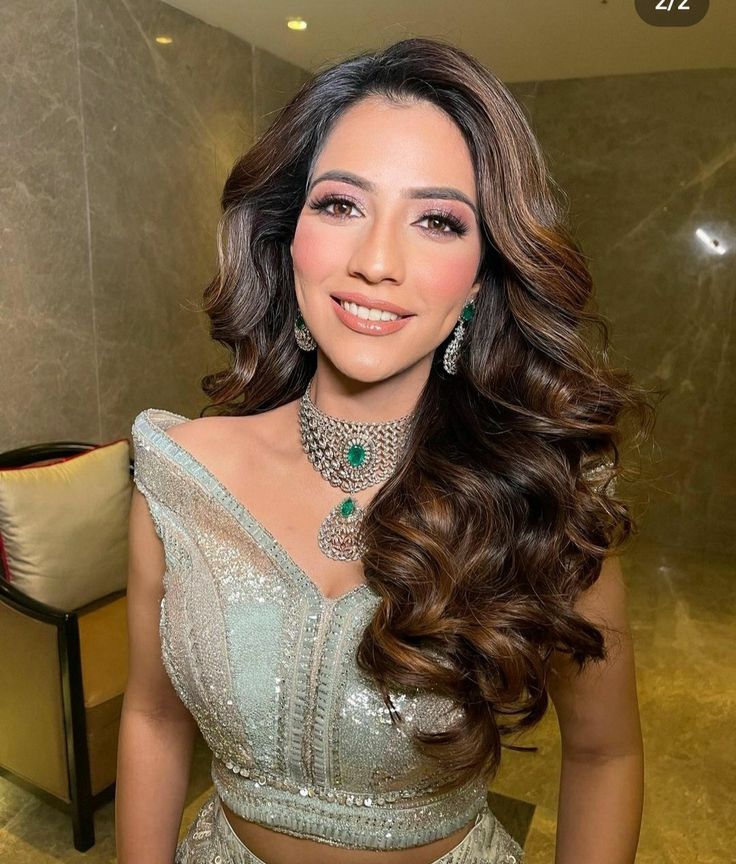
[1,2,732,555]
[0,0,309,444]
[507,72,735,558]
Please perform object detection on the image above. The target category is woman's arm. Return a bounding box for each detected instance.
[115,487,198,864]
[548,554,644,864]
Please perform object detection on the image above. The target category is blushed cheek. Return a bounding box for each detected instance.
[417,250,480,302]
[291,217,348,283]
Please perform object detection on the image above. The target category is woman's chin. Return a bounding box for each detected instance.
[315,349,433,389]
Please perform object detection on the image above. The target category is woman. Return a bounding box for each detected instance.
[116,37,654,864]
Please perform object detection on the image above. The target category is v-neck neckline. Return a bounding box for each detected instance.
[141,408,373,606]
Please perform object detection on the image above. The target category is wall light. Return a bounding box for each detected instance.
[695,227,728,256]
[287,18,308,31]
[155,35,173,44]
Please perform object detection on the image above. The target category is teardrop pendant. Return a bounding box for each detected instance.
[318,496,367,560]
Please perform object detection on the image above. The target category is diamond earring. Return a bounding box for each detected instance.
[442,299,475,375]
[294,309,317,351]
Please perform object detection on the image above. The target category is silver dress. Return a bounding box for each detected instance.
[131,408,525,863]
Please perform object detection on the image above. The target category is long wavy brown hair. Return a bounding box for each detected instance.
[199,37,659,793]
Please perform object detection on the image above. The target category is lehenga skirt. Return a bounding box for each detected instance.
[175,789,525,864]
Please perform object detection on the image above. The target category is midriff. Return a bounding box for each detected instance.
[220,799,479,864]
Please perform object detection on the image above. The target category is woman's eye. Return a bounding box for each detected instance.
[308,196,360,219]
[420,215,453,234]
[417,213,468,237]
[307,196,469,237]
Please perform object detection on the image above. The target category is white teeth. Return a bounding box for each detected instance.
[340,300,400,322]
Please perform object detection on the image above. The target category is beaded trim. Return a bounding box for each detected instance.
[211,755,489,851]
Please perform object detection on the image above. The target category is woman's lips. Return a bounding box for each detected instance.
[331,296,414,335]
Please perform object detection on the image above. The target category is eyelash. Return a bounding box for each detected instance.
[307,194,470,237]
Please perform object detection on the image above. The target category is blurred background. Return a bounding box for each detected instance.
[0,1,733,862]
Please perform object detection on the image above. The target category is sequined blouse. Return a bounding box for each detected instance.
[130,408,491,850]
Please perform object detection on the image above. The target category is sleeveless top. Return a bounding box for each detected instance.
[130,408,490,850]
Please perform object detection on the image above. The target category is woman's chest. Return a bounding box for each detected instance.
[157,524,460,798]
[207,412,384,600]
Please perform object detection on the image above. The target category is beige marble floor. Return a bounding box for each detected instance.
[0,537,733,863]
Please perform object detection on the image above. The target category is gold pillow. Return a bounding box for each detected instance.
[0,439,132,612]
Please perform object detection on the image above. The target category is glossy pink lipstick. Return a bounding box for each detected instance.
[331,295,415,335]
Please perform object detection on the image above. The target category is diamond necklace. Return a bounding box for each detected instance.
[298,375,416,561]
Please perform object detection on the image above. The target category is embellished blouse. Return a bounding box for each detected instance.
[131,408,489,850]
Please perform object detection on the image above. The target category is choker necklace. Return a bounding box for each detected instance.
[298,375,416,561]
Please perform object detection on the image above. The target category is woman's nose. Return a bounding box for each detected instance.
[346,217,405,284]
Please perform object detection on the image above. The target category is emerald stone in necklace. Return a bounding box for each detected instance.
[318,496,367,560]
[346,443,366,468]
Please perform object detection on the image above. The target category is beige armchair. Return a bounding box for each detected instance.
[0,435,132,851]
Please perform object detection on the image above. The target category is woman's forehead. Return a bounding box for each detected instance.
[309,97,477,199]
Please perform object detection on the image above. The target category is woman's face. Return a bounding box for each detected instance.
[290,95,483,384]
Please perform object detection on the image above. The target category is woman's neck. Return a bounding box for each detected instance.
[307,357,429,423]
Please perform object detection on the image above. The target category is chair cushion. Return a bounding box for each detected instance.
[0,439,132,611]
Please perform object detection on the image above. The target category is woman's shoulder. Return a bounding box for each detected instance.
[170,404,291,440]
[130,408,234,467]
[159,413,253,476]
[165,402,300,475]
[131,400,301,495]
[162,412,225,449]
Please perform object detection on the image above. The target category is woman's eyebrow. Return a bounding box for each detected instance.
[307,170,478,219]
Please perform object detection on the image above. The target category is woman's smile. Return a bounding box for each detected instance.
[331,294,416,335]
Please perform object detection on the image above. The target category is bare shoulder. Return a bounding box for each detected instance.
[160,415,221,457]
[163,403,298,470]
[162,414,256,464]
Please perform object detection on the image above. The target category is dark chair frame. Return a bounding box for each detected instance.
[0,440,131,851]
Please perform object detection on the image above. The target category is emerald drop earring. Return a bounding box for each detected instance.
[294,309,317,351]
[442,299,475,375]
